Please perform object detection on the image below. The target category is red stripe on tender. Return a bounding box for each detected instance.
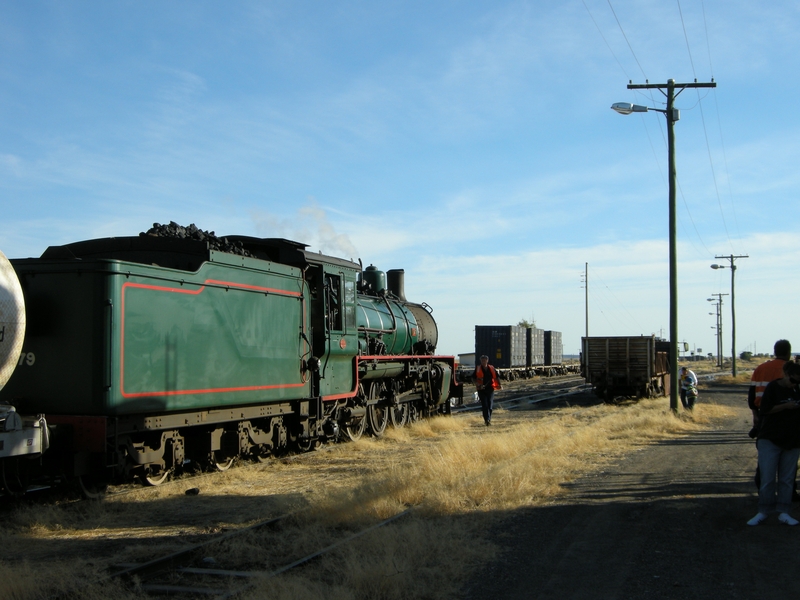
[123,382,306,398]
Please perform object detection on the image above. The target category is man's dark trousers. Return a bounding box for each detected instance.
[479,389,494,425]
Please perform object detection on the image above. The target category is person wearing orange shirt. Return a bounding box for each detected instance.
[750,340,796,498]
[747,361,800,526]
[474,355,502,426]
[749,340,792,434]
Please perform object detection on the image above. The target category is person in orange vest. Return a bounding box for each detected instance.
[749,340,792,435]
[749,340,796,498]
[747,361,800,526]
[474,355,501,426]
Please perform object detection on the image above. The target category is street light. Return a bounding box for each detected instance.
[711,255,748,377]
[611,102,680,121]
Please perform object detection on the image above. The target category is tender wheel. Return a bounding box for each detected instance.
[139,467,171,486]
[210,452,236,472]
[254,446,272,463]
[77,474,108,499]
[389,402,410,428]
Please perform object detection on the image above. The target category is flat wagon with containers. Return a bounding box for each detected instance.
[0,224,462,495]
[580,335,670,401]
[470,325,572,381]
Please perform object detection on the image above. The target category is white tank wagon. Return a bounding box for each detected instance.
[0,250,48,493]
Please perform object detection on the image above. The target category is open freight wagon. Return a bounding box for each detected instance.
[581,335,670,401]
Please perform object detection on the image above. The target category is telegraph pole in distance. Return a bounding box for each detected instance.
[712,254,749,376]
[708,292,727,367]
[584,263,589,338]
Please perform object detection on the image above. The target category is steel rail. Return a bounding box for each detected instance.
[111,507,415,596]
[218,507,415,599]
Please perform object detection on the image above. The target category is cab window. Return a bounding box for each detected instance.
[326,274,342,331]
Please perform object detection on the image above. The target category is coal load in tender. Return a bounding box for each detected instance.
[141,221,255,257]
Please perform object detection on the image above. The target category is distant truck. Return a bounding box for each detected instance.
[581,335,670,401]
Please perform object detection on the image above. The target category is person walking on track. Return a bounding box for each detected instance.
[474,355,501,426]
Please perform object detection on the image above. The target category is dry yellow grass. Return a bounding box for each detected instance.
[305,399,734,521]
[712,372,753,385]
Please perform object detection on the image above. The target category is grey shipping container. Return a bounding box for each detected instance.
[526,327,545,366]
[544,331,563,365]
[475,325,527,368]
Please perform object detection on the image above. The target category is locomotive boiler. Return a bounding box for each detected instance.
[0,230,461,494]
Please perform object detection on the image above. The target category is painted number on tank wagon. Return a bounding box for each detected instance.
[17,352,35,366]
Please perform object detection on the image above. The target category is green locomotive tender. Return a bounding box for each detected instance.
[0,235,461,490]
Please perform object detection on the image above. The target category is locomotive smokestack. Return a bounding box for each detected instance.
[386,269,406,301]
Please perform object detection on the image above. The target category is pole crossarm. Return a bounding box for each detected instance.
[627,80,716,91]
[627,81,716,109]
[714,254,749,262]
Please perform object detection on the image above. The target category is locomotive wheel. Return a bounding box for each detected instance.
[389,402,410,428]
[140,468,171,486]
[77,474,108,499]
[366,382,388,437]
[344,415,366,441]
[211,452,236,472]
[294,438,317,452]
[254,447,272,463]
[367,404,388,437]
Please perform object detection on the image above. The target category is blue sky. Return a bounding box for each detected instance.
[2,1,799,359]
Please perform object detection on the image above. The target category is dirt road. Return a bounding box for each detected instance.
[462,381,800,600]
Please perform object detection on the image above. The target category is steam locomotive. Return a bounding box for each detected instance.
[0,229,461,495]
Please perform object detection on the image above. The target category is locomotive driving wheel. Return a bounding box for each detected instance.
[342,385,368,441]
[389,402,409,428]
[367,382,388,437]
[344,411,366,441]
[408,402,421,423]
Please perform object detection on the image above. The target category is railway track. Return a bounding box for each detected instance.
[454,375,591,414]
[105,508,414,597]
